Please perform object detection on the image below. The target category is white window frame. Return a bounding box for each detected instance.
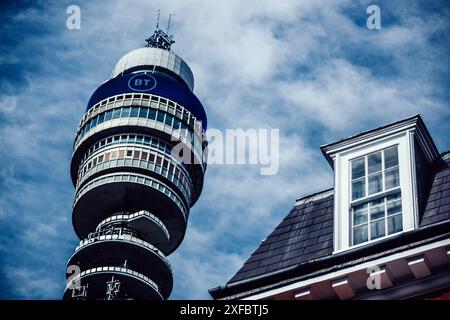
[333,132,416,253]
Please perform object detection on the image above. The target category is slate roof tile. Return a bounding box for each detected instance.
[420,156,450,227]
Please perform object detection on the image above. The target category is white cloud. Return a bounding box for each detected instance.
[0,96,16,113]
[3,266,61,299]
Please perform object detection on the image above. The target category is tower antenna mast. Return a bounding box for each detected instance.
[145,11,175,51]
[156,9,160,29]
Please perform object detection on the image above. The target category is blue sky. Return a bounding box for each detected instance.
[0,0,449,299]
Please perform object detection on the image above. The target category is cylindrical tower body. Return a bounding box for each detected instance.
[64,35,207,300]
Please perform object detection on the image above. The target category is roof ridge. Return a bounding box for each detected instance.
[295,188,334,206]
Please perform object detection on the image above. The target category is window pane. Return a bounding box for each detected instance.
[112,108,121,119]
[121,107,130,117]
[384,146,398,169]
[165,114,173,126]
[387,198,402,215]
[368,172,382,195]
[353,225,368,245]
[91,116,98,127]
[370,220,385,240]
[385,167,399,189]
[352,158,365,179]
[370,199,385,220]
[148,108,156,120]
[139,107,148,118]
[368,151,382,174]
[387,192,401,202]
[85,120,91,131]
[97,113,105,124]
[352,179,366,200]
[173,118,181,130]
[130,107,139,117]
[353,204,368,225]
[157,111,165,123]
[388,214,403,234]
[104,110,113,121]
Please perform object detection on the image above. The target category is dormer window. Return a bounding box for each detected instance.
[321,115,440,252]
[350,145,403,245]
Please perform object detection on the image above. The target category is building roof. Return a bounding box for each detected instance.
[227,189,335,284]
[209,151,450,299]
[421,152,450,226]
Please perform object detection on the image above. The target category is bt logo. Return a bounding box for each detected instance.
[128,73,157,92]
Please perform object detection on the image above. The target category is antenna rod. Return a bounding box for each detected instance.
[167,13,175,34]
[156,9,160,29]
